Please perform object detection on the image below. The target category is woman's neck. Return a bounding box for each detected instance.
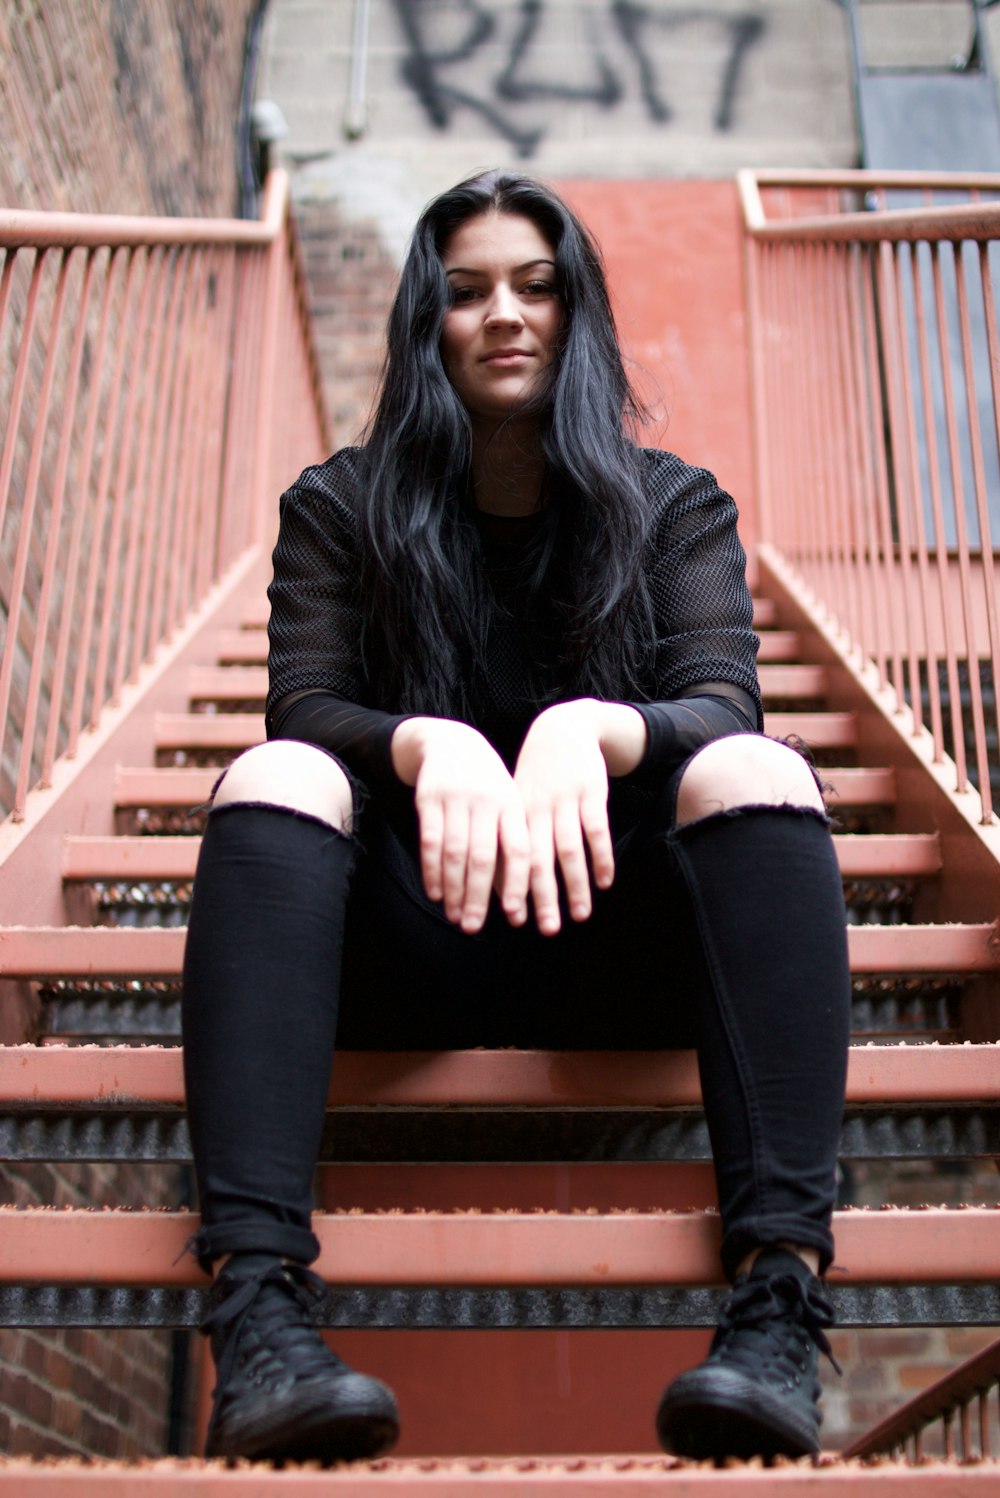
[469,418,547,517]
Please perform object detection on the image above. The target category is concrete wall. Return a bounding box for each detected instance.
[260,0,859,192]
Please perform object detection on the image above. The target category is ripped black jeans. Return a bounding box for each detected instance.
[181,754,851,1282]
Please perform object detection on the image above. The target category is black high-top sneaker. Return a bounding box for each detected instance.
[202,1253,399,1464]
[656,1247,839,1462]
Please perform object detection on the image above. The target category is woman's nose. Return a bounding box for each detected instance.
[484,285,523,327]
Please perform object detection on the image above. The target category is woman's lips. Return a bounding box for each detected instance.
[482,349,532,364]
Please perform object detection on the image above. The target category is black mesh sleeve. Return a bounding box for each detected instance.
[266,688,409,795]
[629,682,759,780]
[266,448,369,715]
[638,450,763,725]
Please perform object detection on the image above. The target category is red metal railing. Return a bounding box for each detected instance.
[0,171,329,822]
[740,170,1000,826]
[842,1336,1000,1463]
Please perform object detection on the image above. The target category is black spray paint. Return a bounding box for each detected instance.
[393,0,768,156]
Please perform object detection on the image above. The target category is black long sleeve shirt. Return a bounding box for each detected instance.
[265,447,762,802]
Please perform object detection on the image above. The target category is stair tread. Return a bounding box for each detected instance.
[114,763,897,808]
[2,1204,1000,1286]
[3,923,995,976]
[60,832,944,881]
[1,1041,998,1107]
[4,1453,997,1490]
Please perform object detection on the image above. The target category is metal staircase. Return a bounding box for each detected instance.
[2,581,1000,1486]
[2,169,1000,1485]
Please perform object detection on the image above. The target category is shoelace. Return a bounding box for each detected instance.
[203,1261,343,1408]
[713,1272,842,1378]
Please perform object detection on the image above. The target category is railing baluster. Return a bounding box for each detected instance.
[932,242,987,798]
[42,248,118,776]
[954,244,1000,822]
[128,247,188,681]
[170,248,213,633]
[824,242,861,648]
[90,246,157,723]
[878,240,924,727]
[214,251,252,578]
[112,247,171,702]
[840,244,880,675]
[0,249,72,813]
[37,249,98,791]
[911,242,956,767]
[148,248,199,659]
[864,245,906,710]
[0,249,46,539]
[892,241,941,746]
[70,247,141,741]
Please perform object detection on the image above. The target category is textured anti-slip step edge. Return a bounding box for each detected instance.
[3,1205,1000,1286]
[153,711,859,752]
[112,765,897,809]
[187,664,830,704]
[1,1458,1000,1497]
[2,923,994,978]
[60,833,943,882]
[3,1043,999,1108]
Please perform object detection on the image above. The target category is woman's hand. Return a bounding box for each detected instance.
[514,700,647,936]
[391,718,531,934]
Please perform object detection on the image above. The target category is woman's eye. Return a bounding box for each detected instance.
[450,286,480,304]
[522,280,557,297]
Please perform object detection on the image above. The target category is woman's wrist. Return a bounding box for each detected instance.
[533,699,647,777]
[390,717,434,786]
[588,700,648,777]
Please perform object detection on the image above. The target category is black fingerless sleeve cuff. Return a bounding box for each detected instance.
[266,689,413,796]
[626,682,759,782]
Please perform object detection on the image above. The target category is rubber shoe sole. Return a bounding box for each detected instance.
[206,1371,400,1466]
[657,1366,820,1462]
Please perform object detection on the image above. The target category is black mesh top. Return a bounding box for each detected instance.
[265,446,762,798]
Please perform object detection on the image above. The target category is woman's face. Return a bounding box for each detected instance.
[439,211,562,429]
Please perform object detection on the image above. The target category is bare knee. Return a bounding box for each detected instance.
[211,741,354,830]
[676,736,824,827]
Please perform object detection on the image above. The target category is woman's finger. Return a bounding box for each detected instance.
[527,807,561,936]
[580,789,615,891]
[460,800,500,933]
[440,798,471,924]
[553,797,592,922]
[496,800,531,925]
[417,794,446,903]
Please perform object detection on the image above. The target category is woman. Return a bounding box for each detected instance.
[181,170,849,1467]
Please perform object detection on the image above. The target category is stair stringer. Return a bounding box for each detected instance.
[0,546,270,1043]
[757,545,1000,928]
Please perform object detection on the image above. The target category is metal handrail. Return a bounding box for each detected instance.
[843,1335,1000,1461]
[740,168,1000,827]
[0,170,329,823]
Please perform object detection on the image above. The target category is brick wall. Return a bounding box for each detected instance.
[0,0,257,1461]
[297,198,400,444]
[0,1158,194,1460]
[0,0,258,217]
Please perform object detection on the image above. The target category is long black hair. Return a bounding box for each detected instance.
[360,169,654,714]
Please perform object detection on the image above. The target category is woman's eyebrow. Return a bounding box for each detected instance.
[444,258,557,276]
